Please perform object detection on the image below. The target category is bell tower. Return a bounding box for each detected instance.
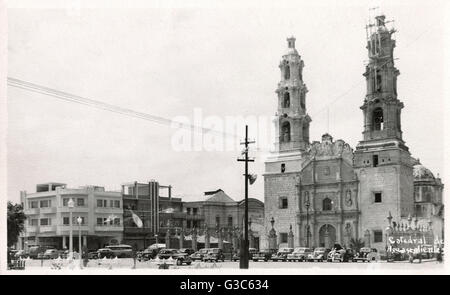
[360,15,404,144]
[354,14,415,250]
[274,37,311,153]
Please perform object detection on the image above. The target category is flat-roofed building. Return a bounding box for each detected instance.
[19,183,123,251]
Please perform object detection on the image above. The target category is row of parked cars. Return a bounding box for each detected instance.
[267,245,380,263]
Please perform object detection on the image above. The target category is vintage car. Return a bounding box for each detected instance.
[88,250,99,259]
[203,248,226,262]
[14,250,30,259]
[353,247,380,262]
[327,248,355,262]
[232,248,258,261]
[307,247,331,262]
[271,248,294,262]
[252,249,275,262]
[28,245,56,259]
[286,247,313,262]
[190,248,210,261]
[179,248,196,256]
[42,249,60,259]
[97,248,115,258]
[157,249,192,265]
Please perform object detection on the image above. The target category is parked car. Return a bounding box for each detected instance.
[138,244,166,261]
[232,248,258,261]
[88,251,99,259]
[353,247,379,262]
[179,248,196,256]
[328,248,355,262]
[41,249,60,259]
[97,248,115,258]
[252,249,276,262]
[271,248,294,262]
[203,248,226,262]
[14,250,29,259]
[157,249,192,265]
[286,247,313,262]
[190,248,210,261]
[28,245,56,259]
[307,247,331,262]
[105,244,133,258]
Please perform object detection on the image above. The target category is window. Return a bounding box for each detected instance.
[372,108,384,131]
[97,218,103,225]
[279,197,288,209]
[374,192,382,203]
[30,201,38,209]
[77,198,85,207]
[104,200,108,207]
[373,155,379,167]
[110,200,114,208]
[114,200,121,208]
[97,199,103,207]
[215,216,220,227]
[228,216,233,227]
[187,220,192,228]
[40,218,51,226]
[284,65,290,80]
[193,208,198,215]
[40,200,51,208]
[113,218,121,226]
[62,198,69,206]
[281,163,286,173]
[75,217,86,225]
[281,122,291,142]
[283,92,290,108]
[30,219,38,226]
[280,233,288,243]
[186,208,191,215]
[374,230,383,243]
[63,217,70,225]
[322,198,332,211]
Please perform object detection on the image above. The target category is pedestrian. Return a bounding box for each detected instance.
[436,248,443,263]
[408,252,414,263]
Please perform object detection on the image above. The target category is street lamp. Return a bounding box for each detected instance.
[77,216,83,268]
[68,198,74,259]
[305,198,310,248]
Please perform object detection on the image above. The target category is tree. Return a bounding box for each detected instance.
[7,201,26,247]
[349,238,365,252]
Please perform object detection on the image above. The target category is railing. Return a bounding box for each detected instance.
[95,225,124,232]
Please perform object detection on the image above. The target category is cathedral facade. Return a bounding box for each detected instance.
[263,15,444,253]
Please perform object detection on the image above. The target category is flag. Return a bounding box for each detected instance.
[130,209,143,228]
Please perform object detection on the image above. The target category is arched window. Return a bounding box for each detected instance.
[372,108,384,131]
[281,122,291,142]
[283,92,290,108]
[284,65,290,80]
[322,198,332,211]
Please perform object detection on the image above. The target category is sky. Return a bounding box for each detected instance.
[5,0,449,204]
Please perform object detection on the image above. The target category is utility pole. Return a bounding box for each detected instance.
[237,125,255,269]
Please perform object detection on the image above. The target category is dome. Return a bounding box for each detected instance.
[413,164,435,181]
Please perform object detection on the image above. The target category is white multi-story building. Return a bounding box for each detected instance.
[19,182,123,251]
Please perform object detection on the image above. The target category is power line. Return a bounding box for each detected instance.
[7,77,240,140]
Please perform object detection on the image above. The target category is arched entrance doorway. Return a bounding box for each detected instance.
[319,224,336,248]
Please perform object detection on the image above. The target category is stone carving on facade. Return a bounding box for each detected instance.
[345,190,353,207]
[303,133,354,163]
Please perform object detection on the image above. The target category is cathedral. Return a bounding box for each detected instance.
[263,14,444,253]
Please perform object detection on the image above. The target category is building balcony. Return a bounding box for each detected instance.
[39,207,57,214]
[160,212,187,219]
[123,227,152,235]
[95,225,124,232]
[24,208,39,215]
[25,226,38,233]
[59,206,90,213]
[185,214,204,220]
[39,225,57,233]
[94,207,123,214]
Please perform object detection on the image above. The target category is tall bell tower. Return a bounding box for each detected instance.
[274,37,311,153]
[354,15,415,250]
